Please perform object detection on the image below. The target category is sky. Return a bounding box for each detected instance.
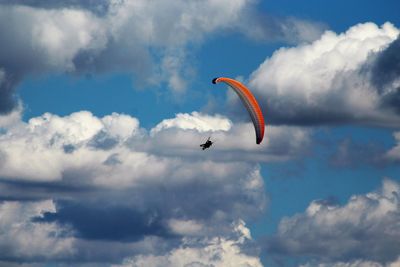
[0,0,399,266]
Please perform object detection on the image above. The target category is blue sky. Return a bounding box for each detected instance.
[0,1,400,266]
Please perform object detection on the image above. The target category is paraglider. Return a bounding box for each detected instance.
[200,136,213,150]
[212,77,265,144]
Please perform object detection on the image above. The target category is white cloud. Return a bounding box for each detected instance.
[151,111,232,134]
[106,0,249,47]
[0,105,22,129]
[0,5,107,72]
[0,200,74,260]
[100,112,140,140]
[30,8,107,70]
[267,178,400,263]
[0,111,107,181]
[0,110,309,183]
[113,220,263,267]
[249,22,400,126]
[167,219,205,236]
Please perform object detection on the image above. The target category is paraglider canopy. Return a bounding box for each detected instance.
[212,77,265,144]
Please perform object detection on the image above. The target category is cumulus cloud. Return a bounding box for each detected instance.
[249,22,400,127]
[0,200,74,261]
[113,220,263,267]
[0,111,310,184]
[266,178,400,264]
[0,110,287,264]
[151,111,232,133]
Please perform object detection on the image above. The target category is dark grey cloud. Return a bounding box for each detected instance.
[89,131,119,150]
[329,138,387,168]
[34,200,172,242]
[0,74,17,114]
[62,144,76,154]
[371,36,400,89]
[27,162,264,243]
[0,0,110,15]
[264,179,400,264]
[0,163,265,263]
[72,37,152,80]
[370,36,400,114]
[0,162,265,264]
[0,177,93,202]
